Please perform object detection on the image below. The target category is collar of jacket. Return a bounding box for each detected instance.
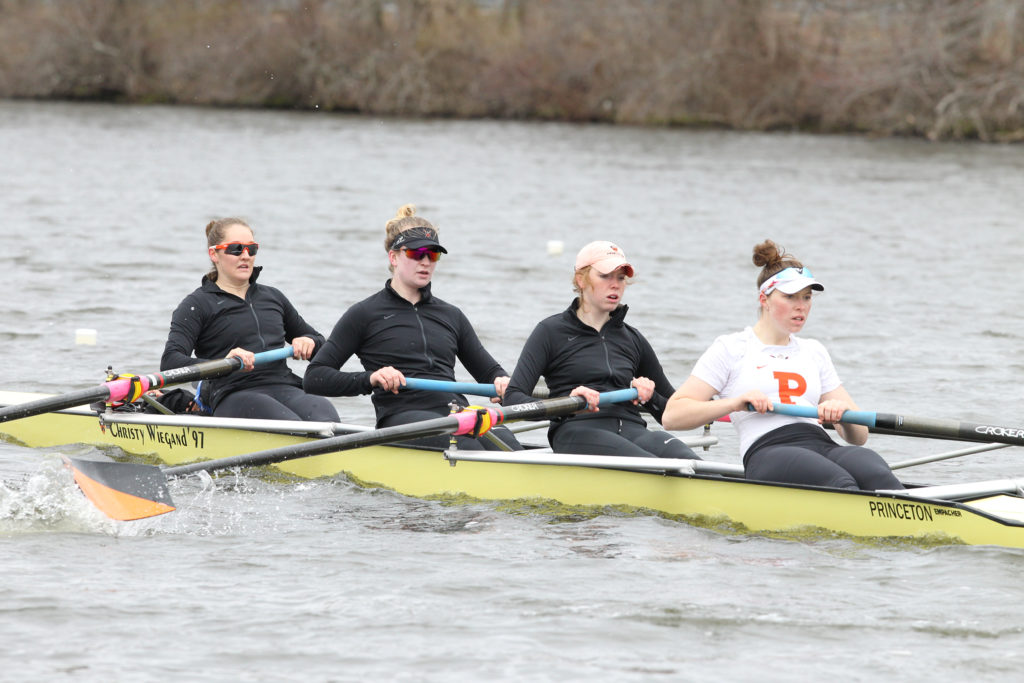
[562,297,629,330]
[200,265,263,291]
[384,278,434,304]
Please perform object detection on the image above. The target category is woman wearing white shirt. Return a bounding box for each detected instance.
[663,240,902,491]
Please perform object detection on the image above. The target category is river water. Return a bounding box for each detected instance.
[2,100,1024,680]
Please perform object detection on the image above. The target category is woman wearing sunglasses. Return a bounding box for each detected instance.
[160,217,339,421]
[503,241,699,460]
[662,239,903,491]
[303,204,521,450]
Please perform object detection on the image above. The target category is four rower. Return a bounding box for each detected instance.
[157,222,905,490]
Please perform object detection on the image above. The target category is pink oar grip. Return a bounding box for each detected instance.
[104,375,156,403]
[452,407,503,435]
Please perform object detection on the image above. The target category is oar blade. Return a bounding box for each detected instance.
[63,457,176,521]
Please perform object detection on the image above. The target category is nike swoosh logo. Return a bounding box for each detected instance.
[383,314,396,319]
[568,335,579,341]
[756,364,766,369]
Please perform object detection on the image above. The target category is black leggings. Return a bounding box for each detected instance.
[379,409,524,451]
[214,384,340,422]
[551,416,700,459]
[745,423,903,491]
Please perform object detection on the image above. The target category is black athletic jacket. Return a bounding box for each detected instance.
[303,280,508,425]
[161,267,325,411]
[504,299,675,432]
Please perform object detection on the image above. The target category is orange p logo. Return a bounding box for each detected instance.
[774,372,806,404]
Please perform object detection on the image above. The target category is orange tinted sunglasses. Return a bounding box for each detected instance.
[214,242,259,256]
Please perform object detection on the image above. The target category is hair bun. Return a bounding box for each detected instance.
[752,239,785,268]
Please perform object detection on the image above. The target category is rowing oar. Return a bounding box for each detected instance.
[66,389,638,522]
[0,346,295,424]
[404,377,499,396]
[766,402,1024,447]
[403,377,551,399]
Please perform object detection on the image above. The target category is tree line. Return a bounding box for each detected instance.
[2,0,1022,141]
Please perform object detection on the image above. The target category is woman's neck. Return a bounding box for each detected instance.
[391,277,422,305]
[752,317,789,346]
[576,304,610,332]
[216,278,249,299]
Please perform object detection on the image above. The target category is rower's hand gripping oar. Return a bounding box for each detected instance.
[763,402,1024,447]
[67,389,639,521]
[0,346,295,424]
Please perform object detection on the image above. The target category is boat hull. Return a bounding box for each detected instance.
[3,391,1024,547]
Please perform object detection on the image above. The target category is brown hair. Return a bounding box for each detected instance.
[205,217,253,282]
[752,239,804,290]
[384,204,438,251]
[572,265,593,298]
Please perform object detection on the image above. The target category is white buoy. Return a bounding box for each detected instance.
[75,328,97,345]
[547,240,564,256]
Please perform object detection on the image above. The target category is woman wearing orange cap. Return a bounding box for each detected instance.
[504,241,699,459]
[663,240,903,490]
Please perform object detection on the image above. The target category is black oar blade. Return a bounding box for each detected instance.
[63,457,176,521]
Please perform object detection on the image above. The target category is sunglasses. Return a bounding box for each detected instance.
[402,247,442,262]
[214,242,259,256]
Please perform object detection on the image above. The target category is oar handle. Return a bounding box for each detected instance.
[119,345,296,398]
[404,378,497,396]
[157,345,294,385]
[763,402,877,427]
[403,378,636,406]
[599,388,639,405]
[255,345,295,363]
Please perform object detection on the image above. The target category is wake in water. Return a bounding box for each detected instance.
[0,445,316,537]
[0,452,126,534]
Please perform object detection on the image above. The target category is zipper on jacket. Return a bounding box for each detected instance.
[600,335,614,380]
[413,306,434,369]
[248,300,267,350]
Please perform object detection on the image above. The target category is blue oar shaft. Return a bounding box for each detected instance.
[405,378,497,396]
[403,378,638,406]
[598,388,639,405]
[765,402,877,427]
